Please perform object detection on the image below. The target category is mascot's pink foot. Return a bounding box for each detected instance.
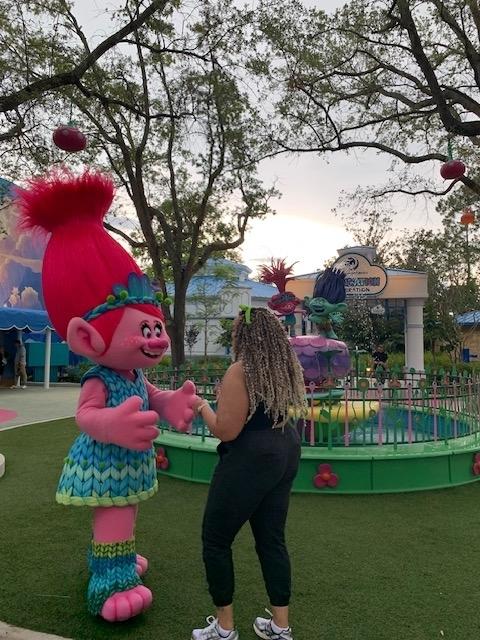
[136,554,148,576]
[101,585,153,622]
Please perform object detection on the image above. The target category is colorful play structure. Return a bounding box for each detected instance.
[154,250,480,494]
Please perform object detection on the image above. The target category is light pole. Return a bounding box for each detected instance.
[460,207,475,287]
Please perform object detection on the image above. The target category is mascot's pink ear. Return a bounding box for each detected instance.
[67,317,106,359]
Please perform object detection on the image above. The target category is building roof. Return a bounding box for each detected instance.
[165,261,276,300]
[248,279,278,299]
[293,266,427,279]
[0,177,15,202]
[457,311,480,326]
[205,258,252,276]
[166,276,246,297]
[167,259,278,300]
[0,307,53,332]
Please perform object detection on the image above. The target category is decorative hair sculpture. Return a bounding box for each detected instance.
[259,258,301,335]
[312,268,346,304]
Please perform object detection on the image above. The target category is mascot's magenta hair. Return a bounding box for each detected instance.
[18,169,163,342]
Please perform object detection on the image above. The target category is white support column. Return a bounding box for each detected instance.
[405,298,425,372]
[44,327,52,389]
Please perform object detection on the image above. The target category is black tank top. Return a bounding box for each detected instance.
[244,402,281,431]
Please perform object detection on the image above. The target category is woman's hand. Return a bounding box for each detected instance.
[192,396,207,414]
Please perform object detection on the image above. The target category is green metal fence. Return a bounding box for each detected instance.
[148,367,480,449]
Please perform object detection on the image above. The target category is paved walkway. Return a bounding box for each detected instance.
[0,385,78,429]
[0,622,71,640]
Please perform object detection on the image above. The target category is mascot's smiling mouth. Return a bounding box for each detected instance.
[141,348,163,358]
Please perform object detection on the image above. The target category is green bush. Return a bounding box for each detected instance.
[157,355,172,368]
[148,356,229,379]
[61,361,93,382]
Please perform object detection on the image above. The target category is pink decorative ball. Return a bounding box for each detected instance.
[440,159,465,180]
[52,125,87,152]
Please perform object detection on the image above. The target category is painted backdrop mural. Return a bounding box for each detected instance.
[0,178,46,310]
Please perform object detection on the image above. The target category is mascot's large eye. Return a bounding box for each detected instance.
[154,323,163,338]
[141,323,152,338]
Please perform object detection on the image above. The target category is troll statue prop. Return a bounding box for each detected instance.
[292,267,350,384]
[18,170,198,622]
[303,267,347,339]
[259,258,301,335]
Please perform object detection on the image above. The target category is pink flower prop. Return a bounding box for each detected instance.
[156,447,170,470]
[313,463,339,489]
[472,453,480,476]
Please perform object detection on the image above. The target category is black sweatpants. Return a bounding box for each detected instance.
[202,426,301,607]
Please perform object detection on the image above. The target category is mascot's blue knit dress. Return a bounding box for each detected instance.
[56,365,158,615]
[56,365,158,506]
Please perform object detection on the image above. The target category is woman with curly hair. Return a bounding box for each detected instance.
[191,307,306,640]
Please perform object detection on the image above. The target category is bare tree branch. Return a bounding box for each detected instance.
[371,181,460,198]
[104,222,147,248]
[394,0,480,135]
[0,0,169,114]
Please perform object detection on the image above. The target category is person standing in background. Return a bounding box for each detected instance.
[372,344,388,384]
[0,346,6,383]
[12,339,27,389]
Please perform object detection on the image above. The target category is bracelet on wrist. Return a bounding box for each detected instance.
[197,401,209,415]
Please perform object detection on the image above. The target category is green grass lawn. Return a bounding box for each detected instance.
[1,420,480,640]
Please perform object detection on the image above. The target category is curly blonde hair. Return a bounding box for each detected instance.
[232,307,306,425]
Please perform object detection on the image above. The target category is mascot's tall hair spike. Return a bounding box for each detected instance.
[16,169,162,340]
[18,168,114,232]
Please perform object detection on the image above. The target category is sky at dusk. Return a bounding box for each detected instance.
[73,0,442,277]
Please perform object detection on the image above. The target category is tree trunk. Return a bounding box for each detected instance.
[169,287,187,367]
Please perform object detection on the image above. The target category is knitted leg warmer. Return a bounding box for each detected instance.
[87,538,141,615]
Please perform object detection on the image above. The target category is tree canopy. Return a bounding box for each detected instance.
[0,0,275,365]
[0,0,169,141]
[256,0,480,198]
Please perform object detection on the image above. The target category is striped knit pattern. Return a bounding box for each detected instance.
[56,366,158,507]
[87,538,141,615]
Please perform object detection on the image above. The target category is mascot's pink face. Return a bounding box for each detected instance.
[98,307,170,370]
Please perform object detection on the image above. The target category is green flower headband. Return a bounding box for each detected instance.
[239,304,253,325]
[83,272,172,322]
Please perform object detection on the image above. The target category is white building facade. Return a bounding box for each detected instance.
[183,259,277,358]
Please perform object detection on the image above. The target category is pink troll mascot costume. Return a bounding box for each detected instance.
[18,170,198,622]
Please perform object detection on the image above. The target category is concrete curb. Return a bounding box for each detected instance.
[0,621,71,639]
[0,416,74,432]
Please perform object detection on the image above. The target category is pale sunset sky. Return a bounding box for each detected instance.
[73,0,441,277]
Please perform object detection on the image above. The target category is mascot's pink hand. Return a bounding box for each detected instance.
[109,396,159,450]
[163,380,198,432]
